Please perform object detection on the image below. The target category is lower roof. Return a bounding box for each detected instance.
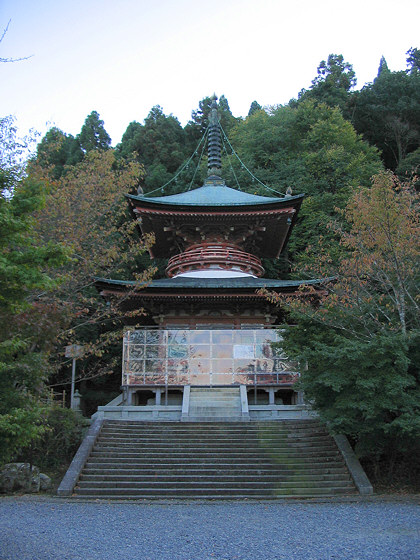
[95,276,326,291]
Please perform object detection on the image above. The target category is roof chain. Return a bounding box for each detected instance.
[218,122,286,197]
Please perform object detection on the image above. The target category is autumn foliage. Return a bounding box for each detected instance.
[28,149,156,382]
[262,172,420,474]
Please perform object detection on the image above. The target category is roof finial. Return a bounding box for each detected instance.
[207,94,222,178]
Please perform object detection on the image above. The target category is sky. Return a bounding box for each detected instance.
[1,0,419,146]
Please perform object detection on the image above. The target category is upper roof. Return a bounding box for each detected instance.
[126,97,304,259]
[127,177,303,209]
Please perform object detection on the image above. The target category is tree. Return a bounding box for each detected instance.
[396,147,420,190]
[185,94,239,148]
[35,127,83,179]
[0,120,68,462]
[248,101,263,117]
[228,100,382,272]
[377,56,390,78]
[28,149,155,393]
[296,54,356,112]
[0,20,32,63]
[351,65,420,170]
[76,110,111,153]
[0,115,39,196]
[117,106,188,192]
[263,172,420,468]
[406,47,420,75]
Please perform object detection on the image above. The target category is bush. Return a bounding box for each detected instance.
[19,405,86,471]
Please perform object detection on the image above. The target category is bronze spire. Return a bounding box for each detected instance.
[207,94,222,178]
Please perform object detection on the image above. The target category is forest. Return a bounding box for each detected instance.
[1,50,419,489]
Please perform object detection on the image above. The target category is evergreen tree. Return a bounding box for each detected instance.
[35,127,83,179]
[406,47,420,75]
[296,54,356,112]
[248,100,263,117]
[185,94,239,147]
[117,106,187,192]
[377,56,390,78]
[77,110,111,153]
[351,65,420,169]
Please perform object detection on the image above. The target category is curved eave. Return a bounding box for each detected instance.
[126,190,304,212]
[94,276,330,294]
[127,192,304,259]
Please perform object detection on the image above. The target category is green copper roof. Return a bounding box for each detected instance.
[128,179,303,208]
[95,276,326,290]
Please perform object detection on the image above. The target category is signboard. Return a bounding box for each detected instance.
[65,345,84,359]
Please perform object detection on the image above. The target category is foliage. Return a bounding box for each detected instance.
[351,64,420,170]
[406,47,420,75]
[28,148,155,387]
[117,106,188,192]
[35,127,83,179]
[34,110,112,179]
[0,406,47,465]
[295,54,356,112]
[377,56,390,78]
[19,405,85,470]
[248,101,262,117]
[0,115,39,195]
[0,119,69,464]
[262,172,420,459]
[396,147,420,190]
[76,110,111,153]
[186,94,238,140]
[228,100,382,271]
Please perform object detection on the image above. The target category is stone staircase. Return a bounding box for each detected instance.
[187,387,242,421]
[73,420,357,499]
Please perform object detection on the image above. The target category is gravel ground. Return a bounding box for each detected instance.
[1,496,419,560]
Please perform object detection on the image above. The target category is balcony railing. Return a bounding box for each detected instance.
[166,243,265,277]
[122,328,299,386]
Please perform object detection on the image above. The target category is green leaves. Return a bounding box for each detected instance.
[276,173,420,460]
[0,407,47,465]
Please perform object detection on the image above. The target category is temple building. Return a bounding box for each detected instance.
[94,97,322,421]
[58,97,372,499]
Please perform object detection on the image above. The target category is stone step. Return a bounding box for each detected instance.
[76,479,354,490]
[101,428,325,437]
[91,451,341,465]
[92,448,338,458]
[99,426,321,434]
[93,440,337,450]
[80,473,350,483]
[97,431,334,440]
[83,466,349,476]
[85,458,346,469]
[181,417,245,422]
[189,394,241,399]
[96,438,334,447]
[87,451,342,461]
[99,427,327,435]
[102,420,322,428]
[70,419,357,499]
[190,390,240,394]
[75,486,355,498]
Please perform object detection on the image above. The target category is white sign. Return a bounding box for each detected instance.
[65,345,84,359]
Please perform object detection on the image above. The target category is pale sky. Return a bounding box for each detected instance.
[1,0,419,146]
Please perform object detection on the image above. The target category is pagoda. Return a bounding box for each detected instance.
[95,97,321,420]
